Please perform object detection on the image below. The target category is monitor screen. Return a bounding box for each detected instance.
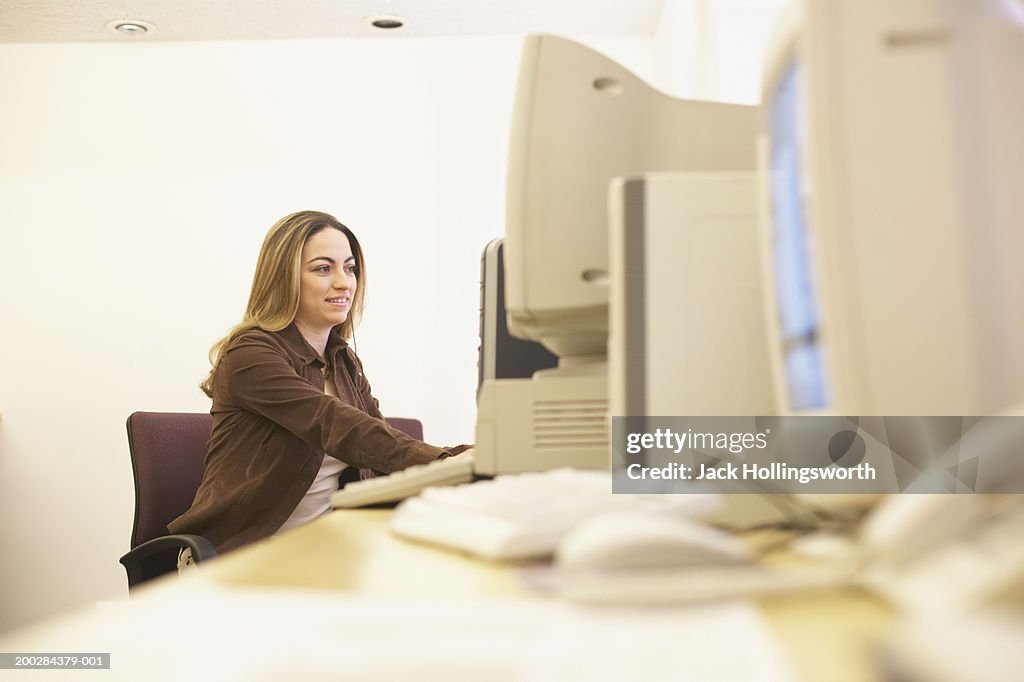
[477,238,558,396]
[768,60,830,411]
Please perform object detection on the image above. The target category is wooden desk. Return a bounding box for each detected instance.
[199,509,892,682]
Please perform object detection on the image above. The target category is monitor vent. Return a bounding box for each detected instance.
[532,399,608,448]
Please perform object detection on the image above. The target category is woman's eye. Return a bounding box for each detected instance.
[315,265,330,273]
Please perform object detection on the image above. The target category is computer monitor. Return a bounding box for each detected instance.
[759,0,1024,417]
[503,35,758,368]
[477,238,558,397]
[474,34,759,474]
[607,172,776,421]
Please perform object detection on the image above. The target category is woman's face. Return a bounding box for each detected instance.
[294,228,358,336]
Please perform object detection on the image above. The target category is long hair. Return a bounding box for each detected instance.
[200,210,367,397]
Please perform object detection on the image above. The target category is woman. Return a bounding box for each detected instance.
[170,210,469,559]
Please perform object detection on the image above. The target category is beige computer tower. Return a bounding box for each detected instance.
[474,373,608,476]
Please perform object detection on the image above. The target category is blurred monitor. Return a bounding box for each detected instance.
[474,35,758,474]
[741,0,1024,525]
[759,0,1024,417]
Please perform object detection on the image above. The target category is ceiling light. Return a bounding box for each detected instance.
[106,19,156,37]
[366,15,405,30]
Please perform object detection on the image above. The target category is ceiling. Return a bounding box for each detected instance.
[0,0,670,43]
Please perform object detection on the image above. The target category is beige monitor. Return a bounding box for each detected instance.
[759,0,1024,417]
[474,35,758,474]
[608,172,776,422]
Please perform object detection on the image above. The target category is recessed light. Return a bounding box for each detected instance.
[366,15,405,30]
[106,19,156,37]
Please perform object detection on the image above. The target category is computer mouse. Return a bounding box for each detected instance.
[555,511,750,573]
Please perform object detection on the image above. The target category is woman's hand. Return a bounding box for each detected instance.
[447,448,474,462]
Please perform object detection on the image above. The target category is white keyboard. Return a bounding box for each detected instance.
[330,456,475,508]
[390,468,720,560]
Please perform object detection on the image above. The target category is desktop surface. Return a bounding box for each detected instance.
[207,508,542,599]
[0,509,891,682]
[201,509,891,682]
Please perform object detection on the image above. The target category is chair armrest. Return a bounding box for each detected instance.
[119,534,217,589]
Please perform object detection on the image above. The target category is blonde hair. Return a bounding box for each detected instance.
[200,210,367,397]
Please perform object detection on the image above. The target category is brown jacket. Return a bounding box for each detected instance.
[168,323,449,552]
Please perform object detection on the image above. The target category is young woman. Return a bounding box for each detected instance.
[169,211,469,559]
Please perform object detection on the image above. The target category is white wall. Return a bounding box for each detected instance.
[0,33,652,632]
[654,0,788,103]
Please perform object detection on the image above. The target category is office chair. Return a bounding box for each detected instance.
[382,417,423,441]
[119,411,217,591]
[119,411,425,591]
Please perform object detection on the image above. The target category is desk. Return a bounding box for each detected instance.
[204,510,893,682]
[208,510,538,598]
[0,510,891,681]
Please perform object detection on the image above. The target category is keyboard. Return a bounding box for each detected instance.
[389,468,720,560]
[330,456,475,508]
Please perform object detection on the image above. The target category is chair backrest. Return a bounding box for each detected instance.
[126,411,213,548]
[126,412,425,547]
[385,417,423,441]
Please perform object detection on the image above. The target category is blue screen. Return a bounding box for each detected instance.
[769,62,831,410]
